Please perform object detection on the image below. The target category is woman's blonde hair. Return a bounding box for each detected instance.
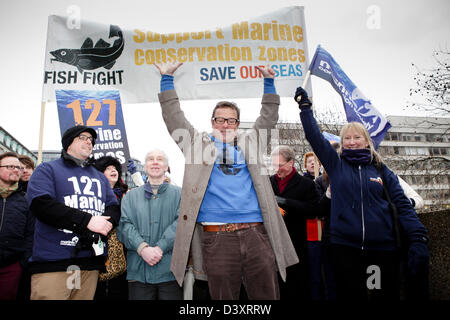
[338,122,383,166]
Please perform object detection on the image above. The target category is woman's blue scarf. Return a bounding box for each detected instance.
[341,148,372,165]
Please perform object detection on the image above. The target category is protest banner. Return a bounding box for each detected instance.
[55,90,130,170]
[39,6,310,163]
[42,6,310,103]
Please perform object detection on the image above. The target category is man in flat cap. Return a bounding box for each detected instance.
[26,125,120,300]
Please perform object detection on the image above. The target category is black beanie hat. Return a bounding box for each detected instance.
[93,156,122,177]
[61,125,97,151]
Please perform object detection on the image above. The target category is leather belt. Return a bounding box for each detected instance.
[203,222,262,233]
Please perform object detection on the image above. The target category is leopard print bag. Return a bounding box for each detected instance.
[99,228,127,281]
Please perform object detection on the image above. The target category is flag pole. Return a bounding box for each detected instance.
[302,69,311,88]
[296,69,311,103]
[37,101,46,165]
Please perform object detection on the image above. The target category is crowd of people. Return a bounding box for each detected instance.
[0,63,429,301]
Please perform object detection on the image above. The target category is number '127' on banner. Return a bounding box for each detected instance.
[55,90,130,170]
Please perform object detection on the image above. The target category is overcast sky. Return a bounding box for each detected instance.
[1,0,449,184]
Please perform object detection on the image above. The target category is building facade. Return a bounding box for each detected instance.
[378,116,449,211]
[0,126,37,163]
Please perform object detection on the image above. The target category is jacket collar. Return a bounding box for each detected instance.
[271,170,303,195]
[61,150,94,167]
[144,181,169,199]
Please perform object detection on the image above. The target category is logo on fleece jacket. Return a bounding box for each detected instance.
[370,176,383,186]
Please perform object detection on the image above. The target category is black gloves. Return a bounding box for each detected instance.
[127,159,137,174]
[408,240,430,276]
[275,196,287,206]
[294,86,312,109]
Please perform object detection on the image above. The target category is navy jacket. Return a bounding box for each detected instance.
[300,108,428,251]
[0,190,35,268]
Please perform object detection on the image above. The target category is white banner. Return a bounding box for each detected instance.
[42,6,310,103]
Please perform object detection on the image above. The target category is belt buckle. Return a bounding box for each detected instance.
[225,224,237,232]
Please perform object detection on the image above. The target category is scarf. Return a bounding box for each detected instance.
[341,148,372,165]
[0,182,18,199]
[275,166,296,194]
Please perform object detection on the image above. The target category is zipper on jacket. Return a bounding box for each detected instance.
[359,166,365,250]
[0,198,6,233]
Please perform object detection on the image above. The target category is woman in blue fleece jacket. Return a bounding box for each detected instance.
[295,87,429,300]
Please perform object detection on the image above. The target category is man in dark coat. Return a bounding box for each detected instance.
[270,145,319,300]
[0,152,35,300]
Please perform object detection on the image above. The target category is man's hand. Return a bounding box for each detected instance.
[154,62,183,75]
[256,64,276,78]
[141,246,163,266]
[87,216,112,236]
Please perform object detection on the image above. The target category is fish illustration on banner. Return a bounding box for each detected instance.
[308,45,391,149]
[50,25,124,73]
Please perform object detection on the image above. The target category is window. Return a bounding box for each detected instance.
[11,141,17,152]
[429,148,441,155]
[402,135,412,141]
[405,147,419,155]
[4,136,11,148]
[390,133,399,141]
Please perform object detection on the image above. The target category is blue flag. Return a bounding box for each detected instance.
[309,45,391,149]
[322,132,340,144]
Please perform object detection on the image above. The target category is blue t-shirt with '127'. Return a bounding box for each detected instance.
[26,157,118,262]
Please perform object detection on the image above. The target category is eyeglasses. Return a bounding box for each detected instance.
[0,165,24,171]
[212,117,239,125]
[78,134,95,143]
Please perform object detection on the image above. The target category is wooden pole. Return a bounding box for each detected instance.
[296,69,311,102]
[37,101,46,165]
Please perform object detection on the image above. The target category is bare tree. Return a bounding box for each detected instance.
[408,48,450,117]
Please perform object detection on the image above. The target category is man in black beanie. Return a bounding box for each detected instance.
[26,125,121,300]
[61,125,98,162]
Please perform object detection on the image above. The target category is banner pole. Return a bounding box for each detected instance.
[37,101,46,165]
